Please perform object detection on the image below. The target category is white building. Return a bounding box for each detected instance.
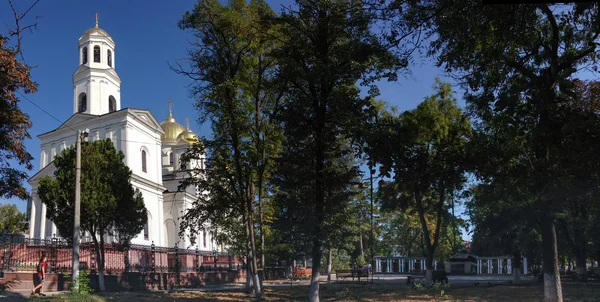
[27,21,215,251]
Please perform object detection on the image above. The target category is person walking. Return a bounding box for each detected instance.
[31,255,47,296]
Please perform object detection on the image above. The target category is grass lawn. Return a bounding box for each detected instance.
[24,282,600,301]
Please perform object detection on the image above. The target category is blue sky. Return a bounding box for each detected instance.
[1,0,468,237]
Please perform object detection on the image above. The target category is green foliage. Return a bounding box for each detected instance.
[176,0,285,297]
[37,139,146,291]
[367,79,471,279]
[0,204,28,233]
[38,139,146,246]
[413,1,600,297]
[413,281,450,302]
[65,269,93,296]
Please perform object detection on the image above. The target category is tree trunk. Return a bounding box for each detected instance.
[246,260,253,292]
[257,175,265,289]
[246,201,262,300]
[512,251,521,283]
[92,235,106,292]
[541,216,563,302]
[308,237,322,302]
[425,247,434,284]
[327,248,333,283]
[359,233,364,262]
[575,248,587,282]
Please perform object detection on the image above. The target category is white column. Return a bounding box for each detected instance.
[523,258,528,274]
[29,195,37,238]
[39,203,47,239]
[487,259,491,274]
[507,259,512,274]
[376,258,381,273]
[498,258,502,274]
[400,259,404,273]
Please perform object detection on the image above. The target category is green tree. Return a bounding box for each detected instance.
[0,204,28,233]
[369,80,471,283]
[272,0,402,299]
[412,2,600,300]
[37,139,146,292]
[0,0,41,200]
[174,0,284,298]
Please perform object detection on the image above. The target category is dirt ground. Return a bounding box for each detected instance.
[17,282,600,301]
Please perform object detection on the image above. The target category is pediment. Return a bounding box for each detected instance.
[28,162,57,185]
[38,113,99,138]
[128,109,163,133]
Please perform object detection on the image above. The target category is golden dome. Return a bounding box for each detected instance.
[160,111,185,144]
[177,118,199,144]
[79,14,114,43]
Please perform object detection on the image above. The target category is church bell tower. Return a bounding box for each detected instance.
[72,14,121,115]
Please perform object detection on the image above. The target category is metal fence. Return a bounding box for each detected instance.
[0,234,243,275]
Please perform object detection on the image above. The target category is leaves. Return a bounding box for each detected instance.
[0,204,28,233]
[0,36,36,200]
[37,139,147,247]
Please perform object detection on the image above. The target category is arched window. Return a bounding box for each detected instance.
[107,49,112,67]
[82,47,88,64]
[141,150,147,173]
[143,220,149,240]
[169,152,174,165]
[108,95,116,112]
[78,93,87,113]
[93,46,100,63]
[203,232,207,247]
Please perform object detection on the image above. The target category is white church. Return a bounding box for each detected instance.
[26,20,216,251]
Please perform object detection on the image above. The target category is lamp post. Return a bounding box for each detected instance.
[72,129,88,290]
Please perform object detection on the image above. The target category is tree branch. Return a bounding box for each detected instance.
[6,0,41,58]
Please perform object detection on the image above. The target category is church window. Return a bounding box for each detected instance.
[143,221,149,240]
[94,46,100,63]
[169,152,174,165]
[142,150,147,173]
[82,47,88,64]
[203,232,207,248]
[109,96,116,112]
[78,93,87,113]
[107,49,112,67]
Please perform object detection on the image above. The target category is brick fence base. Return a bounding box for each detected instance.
[1,270,246,292]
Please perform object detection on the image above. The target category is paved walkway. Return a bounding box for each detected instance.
[4,274,535,300]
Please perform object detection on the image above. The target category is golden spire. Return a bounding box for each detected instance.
[185,117,190,130]
[95,13,99,28]
[167,98,174,117]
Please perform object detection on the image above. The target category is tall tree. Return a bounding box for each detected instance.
[273,0,403,300]
[0,0,40,200]
[174,0,283,298]
[0,204,28,233]
[37,139,147,291]
[369,80,471,283]
[410,2,600,300]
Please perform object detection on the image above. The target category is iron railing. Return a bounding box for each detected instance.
[0,233,242,275]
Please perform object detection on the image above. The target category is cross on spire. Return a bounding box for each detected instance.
[185,117,190,130]
[167,98,174,116]
[95,13,99,28]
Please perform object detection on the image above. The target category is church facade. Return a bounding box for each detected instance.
[27,21,214,251]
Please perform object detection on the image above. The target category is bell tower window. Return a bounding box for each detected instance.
[109,96,116,112]
[93,46,100,63]
[107,49,112,67]
[82,47,88,65]
[169,152,174,165]
[78,93,87,113]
